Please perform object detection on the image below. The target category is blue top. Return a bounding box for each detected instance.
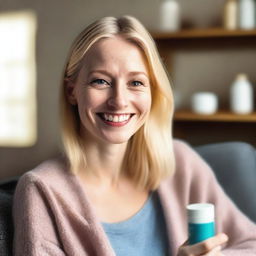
[102,192,169,255]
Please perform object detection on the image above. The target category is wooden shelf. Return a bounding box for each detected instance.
[151,28,256,39]
[174,110,256,122]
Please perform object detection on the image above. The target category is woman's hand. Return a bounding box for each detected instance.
[177,233,229,256]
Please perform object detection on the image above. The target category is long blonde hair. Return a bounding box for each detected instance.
[60,15,175,190]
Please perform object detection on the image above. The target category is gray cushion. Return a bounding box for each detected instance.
[195,142,256,223]
[0,191,13,256]
[0,177,18,256]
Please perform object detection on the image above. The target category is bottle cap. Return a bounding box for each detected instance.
[187,203,215,224]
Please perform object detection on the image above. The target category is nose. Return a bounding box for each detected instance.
[107,85,128,110]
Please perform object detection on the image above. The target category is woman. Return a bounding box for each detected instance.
[13,15,256,255]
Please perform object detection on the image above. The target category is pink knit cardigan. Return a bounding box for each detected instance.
[13,140,256,255]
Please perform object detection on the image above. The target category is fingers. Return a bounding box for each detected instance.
[204,245,221,256]
[178,233,228,256]
[194,233,228,254]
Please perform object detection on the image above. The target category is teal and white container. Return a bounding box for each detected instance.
[187,203,215,245]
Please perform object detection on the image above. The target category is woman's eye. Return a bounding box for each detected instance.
[131,80,143,86]
[90,79,110,86]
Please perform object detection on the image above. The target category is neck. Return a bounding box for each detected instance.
[79,137,129,186]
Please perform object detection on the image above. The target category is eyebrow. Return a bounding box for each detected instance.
[88,70,149,78]
[129,71,149,78]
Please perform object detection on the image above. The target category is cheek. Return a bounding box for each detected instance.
[135,93,152,114]
[77,90,106,111]
[147,93,152,110]
[75,93,92,122]
[142,92,152,111]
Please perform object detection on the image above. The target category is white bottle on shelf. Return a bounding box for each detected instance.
[223,0,238,30]
[238,0,256,29]
[230,73,254,114]
[159,0,180,32]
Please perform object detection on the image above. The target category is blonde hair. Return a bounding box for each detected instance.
[60,15,175,190]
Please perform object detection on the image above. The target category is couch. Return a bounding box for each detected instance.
[1,141,256,255]
[194,141,256,223]
[0,177,18,256]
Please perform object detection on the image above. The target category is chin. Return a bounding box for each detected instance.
[104,138,130,145]
[101,133,133,145]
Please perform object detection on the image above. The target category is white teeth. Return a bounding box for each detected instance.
[118,115,124,122]
[102,114,131,123]
[124,115,129,121]
[113,116,119,122]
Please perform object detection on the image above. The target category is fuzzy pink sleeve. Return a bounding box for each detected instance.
[13,172,66,256]
[175,140,256,256]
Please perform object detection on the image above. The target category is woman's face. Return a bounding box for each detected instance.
[68,36,152,145]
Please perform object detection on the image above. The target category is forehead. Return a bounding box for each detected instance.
[81,36,149,73]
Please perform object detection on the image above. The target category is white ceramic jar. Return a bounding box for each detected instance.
[230,73,254,114]
[238,0,255,29]
[159,0,180,32]
[191,92,218,114]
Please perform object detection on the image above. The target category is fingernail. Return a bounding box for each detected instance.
[220,233,228,241]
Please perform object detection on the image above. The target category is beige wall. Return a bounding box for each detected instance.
[0,0,232,179]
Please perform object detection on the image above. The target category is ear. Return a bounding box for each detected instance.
[65,79,77,105]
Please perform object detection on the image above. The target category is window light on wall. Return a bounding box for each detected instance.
[0,10,37,147]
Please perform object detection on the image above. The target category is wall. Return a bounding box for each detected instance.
[0,0,231,179]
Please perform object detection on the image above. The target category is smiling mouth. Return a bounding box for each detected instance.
[97,113,134,124]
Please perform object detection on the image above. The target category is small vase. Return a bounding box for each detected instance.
[223,0,238,30]
[159,0,180,32]
[238,0,256,29]
[230,73,254,114]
